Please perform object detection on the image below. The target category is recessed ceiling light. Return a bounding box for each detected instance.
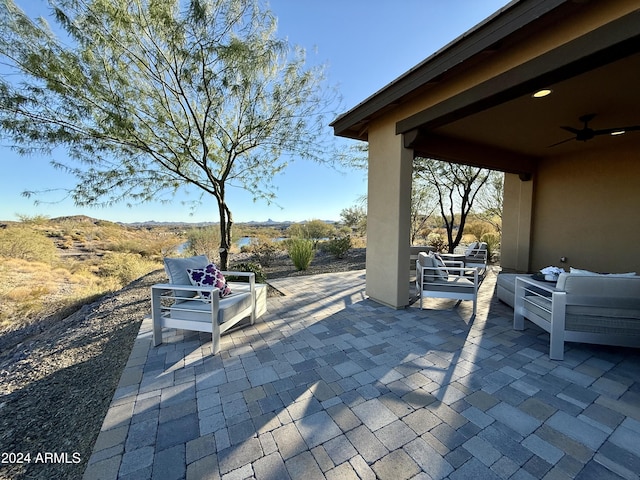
[611,130,626,136]
[532,89,553,98]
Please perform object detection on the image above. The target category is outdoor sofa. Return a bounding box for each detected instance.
[512,270,640,360]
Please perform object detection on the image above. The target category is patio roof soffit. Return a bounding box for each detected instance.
[396,9,640,137]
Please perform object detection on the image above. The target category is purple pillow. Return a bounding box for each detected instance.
[186,263,232,301]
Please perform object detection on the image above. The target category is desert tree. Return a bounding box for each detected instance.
[0,0,338,269]
[414,158,490,253]
[339,204,366,235]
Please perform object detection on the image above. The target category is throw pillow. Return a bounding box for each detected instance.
[433,253,449,281]
[187,263,232,301]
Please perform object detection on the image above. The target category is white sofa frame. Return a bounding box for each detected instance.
[513,276,640,360]
[416,259,479,317]
[152,270,263,355]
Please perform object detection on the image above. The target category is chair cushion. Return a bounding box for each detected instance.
[164,255,209,298]
[171,291,252,324]
[418,252,448,282]
[422,275,475,293]
[187,263,232,301]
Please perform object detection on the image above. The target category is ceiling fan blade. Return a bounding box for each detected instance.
[547,137,575,148]
[593,125,640,136]
[561,126,581,134]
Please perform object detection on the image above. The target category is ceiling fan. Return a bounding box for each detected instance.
[548,113,640,147]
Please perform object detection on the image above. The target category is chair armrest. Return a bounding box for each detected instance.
[151,283,219,293]
[515,276,558,295]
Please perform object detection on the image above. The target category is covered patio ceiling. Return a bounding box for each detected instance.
[331,2,640,177]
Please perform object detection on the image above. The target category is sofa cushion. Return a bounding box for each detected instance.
[187,263,232,301]
[569,267,636,276]
[557,273,640,297]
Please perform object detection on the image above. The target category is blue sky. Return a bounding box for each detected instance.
[0,0,511,224]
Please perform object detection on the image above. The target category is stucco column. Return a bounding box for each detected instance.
[365,122,413,308]
[501,173,533,272]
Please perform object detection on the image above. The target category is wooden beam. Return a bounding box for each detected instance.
[405,131,537,176]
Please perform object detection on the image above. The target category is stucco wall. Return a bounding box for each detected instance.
[501,173,533,273]
[366,119,413,308]
[529,141,640,274]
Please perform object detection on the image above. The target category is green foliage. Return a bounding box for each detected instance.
[414,158,491,252]
[287,220,335,246]
[227,262,266,283]
[0,0,337,270]
[287,238,315,271]
[322,235,352,259]
[480,232,501,260]
[340,206,366,234]
[0,226,57,263]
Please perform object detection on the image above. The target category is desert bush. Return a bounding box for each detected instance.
[322,235,352,259]
[480,232,501,261]
[288,220,335,245]
[287,238,315,271]
[185,226,221,263]
[252,238,279,267]
[464,220,493,242]
[98,252,161,287]
[227,262,266,283]
[0,226,57,263]
[426,232,447,253]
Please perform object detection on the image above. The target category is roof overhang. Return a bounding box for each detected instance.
[331,0,640,172]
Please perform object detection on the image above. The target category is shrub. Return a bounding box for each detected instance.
[227,262,266,283]
[287,220,335,246]
[426,232,447,253]
[98,252,161,287]
[322,235,352,259]
[480,232,501,261]
[0,226,57,264]
[185,226,221,263]
[287,238,315,271]
[464,221,492,242]
[252,238,279,267]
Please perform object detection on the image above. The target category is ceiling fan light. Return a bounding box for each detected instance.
[610,130,626,136]
[532,89,553,98]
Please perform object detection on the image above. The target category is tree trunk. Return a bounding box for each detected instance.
[218,200,233,270]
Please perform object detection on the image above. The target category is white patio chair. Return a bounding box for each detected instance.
[415,252,478,317]
[151,255,266,355]
[464,242,488,276]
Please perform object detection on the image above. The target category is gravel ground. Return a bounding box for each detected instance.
[0,248,365,480]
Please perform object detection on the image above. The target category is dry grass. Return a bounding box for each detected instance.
[0,217,181,333]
